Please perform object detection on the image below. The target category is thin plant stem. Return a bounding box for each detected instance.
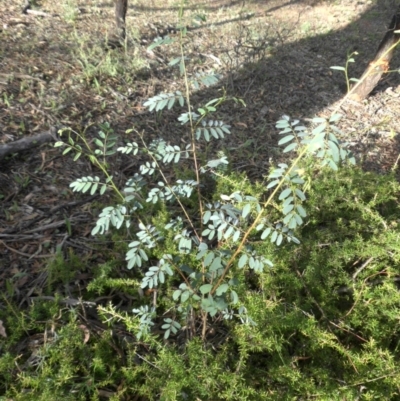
[211,146,309,294]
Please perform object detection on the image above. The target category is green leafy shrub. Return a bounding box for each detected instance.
[1,166,399,400]
[2,2,399,400]
[55,54,355,342]
[114,168,397,401]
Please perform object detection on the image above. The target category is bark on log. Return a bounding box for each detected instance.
[349,8,400,101]
[0,127,58,160]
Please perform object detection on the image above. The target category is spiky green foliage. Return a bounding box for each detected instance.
[1,167,400,400]
[3,2,399,399]
[53,0,355,345]
[115,166,400,400]
[0,299,130,401]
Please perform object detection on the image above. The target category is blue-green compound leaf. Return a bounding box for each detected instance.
[168,57,181,66]
[224,226,235,239]
[328,159,338,171]
[216,283,229,296]
[328,140,340,162]
[279,188,292,200]
[283,204,294,215]
[249,256,255,269]
[238,254,248,268]
[295,188,306,201]
[283,213,293,225]
[261,227,271,240]
[283,142,298,153]
[90,183,98,195]
[269,169,285,179]
[282,196,294,207]
[330,66,345,71]
[278,135,294,145]
[200,284,212,294]
[203,210,211,224]
[232,230,241,242]
[288,217,297,229]
[204,252,214,267]
[181,291,190,303]
[267,179,279,189]
[230,290,239,304]
[179,237,192,254]
[312,123,326,135]
[242,203,251,218]
[295,214,303,225]
[209,256,222,272]
[276,120,290,128]
[296,204,307,217]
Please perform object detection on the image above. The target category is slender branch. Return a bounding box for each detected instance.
[211,146,309,294]
[60,127,125,202]
[179,12,204,234]
[139,134,200,241]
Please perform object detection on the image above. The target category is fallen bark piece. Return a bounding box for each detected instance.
[25,9,55,17]
[22,0,59,17]
[349,7,400,101]
[0,127,58,160]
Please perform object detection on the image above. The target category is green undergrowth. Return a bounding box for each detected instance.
[1,166,400,400]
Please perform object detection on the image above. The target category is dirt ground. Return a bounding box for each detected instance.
[1,0,400,295]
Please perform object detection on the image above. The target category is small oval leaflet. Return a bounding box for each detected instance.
[199,284,212,294]
[279,188,292,200]
[216,283,229,296]
[238,254,248,269]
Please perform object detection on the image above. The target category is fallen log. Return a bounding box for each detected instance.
[0,127,58,160]
[349,7,400,101]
